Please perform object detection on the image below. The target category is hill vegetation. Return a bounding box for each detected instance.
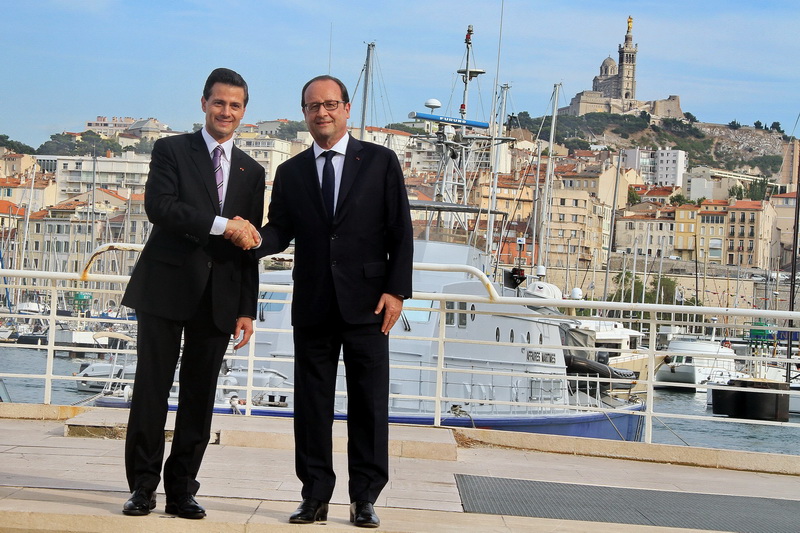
[512,111,789,177]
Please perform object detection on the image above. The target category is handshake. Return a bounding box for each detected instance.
[224,216,261,250]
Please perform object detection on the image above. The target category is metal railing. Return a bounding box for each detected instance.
[0,258,798,455]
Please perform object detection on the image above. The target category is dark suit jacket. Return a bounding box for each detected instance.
[122,130,265,334]
[257,137,413,327]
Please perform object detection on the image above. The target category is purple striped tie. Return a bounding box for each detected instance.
[212,145,224,208]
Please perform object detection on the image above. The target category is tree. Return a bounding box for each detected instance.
[133,138,156,154]
[770,122,784,134]
[36,133,76,155]
[275,120,308,140]
[627,188,641,206]
[746,177,770,201]
[669,193,692,206]
[729,184,745,200]
[683,111,698,123]
[384,123,426,135]
[754,120,763,130]
[727,120,741,130]
[565,138,591,151]
[0,134,36,154]
[75,130,122,156]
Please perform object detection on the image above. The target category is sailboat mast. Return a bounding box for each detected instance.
[539,83,560,273]
[487,83,510,259]
[358,42,375,142]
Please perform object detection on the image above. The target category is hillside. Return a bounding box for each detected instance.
[515,112,788,177]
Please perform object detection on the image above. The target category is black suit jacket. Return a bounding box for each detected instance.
[258,137,413,327]
[122,130,265,334]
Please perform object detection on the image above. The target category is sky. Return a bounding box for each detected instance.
[2,0,800,149]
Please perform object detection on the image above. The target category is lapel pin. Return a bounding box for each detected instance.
[239,167,245,171]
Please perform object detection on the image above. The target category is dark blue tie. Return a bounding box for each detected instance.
[321,151,335,221]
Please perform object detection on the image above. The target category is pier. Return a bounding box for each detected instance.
[0,404,798,533]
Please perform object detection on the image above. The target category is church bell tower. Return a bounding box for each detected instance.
[617,16,637,102]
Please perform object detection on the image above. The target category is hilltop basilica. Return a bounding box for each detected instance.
[560,16,683,120]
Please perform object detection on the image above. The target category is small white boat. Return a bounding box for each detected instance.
[73,332,136,392]
[655,337,749,391]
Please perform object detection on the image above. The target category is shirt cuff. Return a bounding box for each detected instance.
[211,216,227,235]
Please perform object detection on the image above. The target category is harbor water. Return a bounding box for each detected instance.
[1,345,798,455]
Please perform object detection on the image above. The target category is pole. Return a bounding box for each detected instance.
[602,151,623,302]
[358,42,374,142]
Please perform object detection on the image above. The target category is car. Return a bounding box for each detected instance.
[750,275,766,282]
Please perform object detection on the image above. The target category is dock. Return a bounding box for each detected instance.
[0,404,798,532]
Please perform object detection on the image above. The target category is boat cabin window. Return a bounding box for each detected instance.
[458,302,467,328]
[470,304,476,321]
[495,327,500,342]
[445,301,455,326]
[403,299,433,323]
[509,330,514,343]
[258,290,289,314]
[445,301,468,327]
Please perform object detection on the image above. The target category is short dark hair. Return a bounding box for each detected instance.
[203,68,249,106]
[301,75,349,108]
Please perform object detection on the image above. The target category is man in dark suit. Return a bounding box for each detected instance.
[120,68,264,519]
[230,75,412,528]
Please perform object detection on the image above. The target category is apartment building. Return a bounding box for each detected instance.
[11,189,143,275]
[686,166,766,202]
[39,152,150,202]
[725,200,778,269]
[622,147,687,187]
[696,200,728,264]
[672,204,700,261]
[615,207,676,257]
[545,183,605,274]
[770,191,796,266]
[234,133,293,184]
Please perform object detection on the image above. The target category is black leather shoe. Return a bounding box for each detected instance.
[165,494,206,519]
[289,498,328,524]
[350,501,380,528]
[122,488,156,516]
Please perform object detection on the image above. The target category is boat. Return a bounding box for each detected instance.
[237,200,644,441]
[93,29,644,441]
[654,337,749,391]
[75,332,136,393]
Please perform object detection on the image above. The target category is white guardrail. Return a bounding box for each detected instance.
[0,246,799,455]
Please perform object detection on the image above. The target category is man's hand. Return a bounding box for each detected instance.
[224,216,260,250]
[374,293,403,335]
[233,316,254,350]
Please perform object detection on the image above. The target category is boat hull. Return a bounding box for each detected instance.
[93,397,645,441]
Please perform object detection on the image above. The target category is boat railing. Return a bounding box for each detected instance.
[0,262,798,453]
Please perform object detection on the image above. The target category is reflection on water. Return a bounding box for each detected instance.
[650,388,800,455]
[1,346,798,455]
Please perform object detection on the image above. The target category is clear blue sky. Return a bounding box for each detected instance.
[2,0,799,148]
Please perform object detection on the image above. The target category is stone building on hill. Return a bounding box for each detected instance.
[560,16,683,120]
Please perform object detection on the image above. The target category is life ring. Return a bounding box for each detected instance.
[722,340,732,349]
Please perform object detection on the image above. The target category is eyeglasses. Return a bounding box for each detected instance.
[303,100,347,113]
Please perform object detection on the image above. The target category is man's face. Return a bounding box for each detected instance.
[303,79,350,148]
[201,82,246,143]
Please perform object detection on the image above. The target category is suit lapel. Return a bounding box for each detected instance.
[335,137,364,221]
[188,130,221,214]
[224,147,248,217]
[297,148,328,220]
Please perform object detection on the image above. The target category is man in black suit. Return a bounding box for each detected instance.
[120,67,264,519]
[230,75,412,528]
